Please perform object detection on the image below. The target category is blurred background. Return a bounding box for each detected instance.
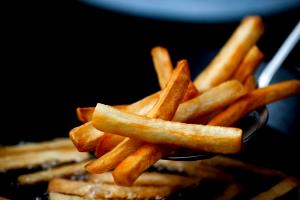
[2,0,300,179]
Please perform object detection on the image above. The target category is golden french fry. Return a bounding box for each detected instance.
[90,171,200,187]
[209,80,300,126]
[85,60,191,174]
[18,161,88,185]
[76,107,95,123]
[151,46,174,89]
[232,46,264,83]
[49,192,87,200]
[244,75,257,92]
[250,177,299,200]
[0,138,73,157]
[0,148,89,172]
[194,16,264,92]
[95,133,125,157]
[173,80,247,122]
[182,82,199,101]
[92,103,242,154]
[48,178,174,199]
[69,121,104,152]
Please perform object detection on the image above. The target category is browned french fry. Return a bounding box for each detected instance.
[194,16,264,92]
[250,177,299,200]
[69,121,104,152]
[85,60,191,174]
[76,107,95,123]
[151,46,174,89]
[244,75,257,92]
[0,138,73,157]
[48,178,174,199]
[182,82,199,101]
[89,172,200,187]
[232,46,264,83]
[18,161,89,185]
[0,148,89,172]
[173,80,247,122]
[209,80,300,126]
[95,133,125,157]
[93,103,242,153]
[215,182,243,200]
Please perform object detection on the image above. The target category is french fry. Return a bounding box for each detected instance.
[0,148,89,172]
[69,121,104,152]
[92,103,242,154]
[0,138,73,156]
[18,161,89,185]
[0,197,9,200]
[215,182,243,200]
[48,178,174,199]
[173,80,247,122]
[250,177,299,200]
[209,80,300,126]
[85,60,191,174]
[49,192,88,200]
[232,46,264,83]
[151,46,174,89]
[243,75,257,92]
[89,171,200,187]
[194,16,264,92]
[76,107,95,123]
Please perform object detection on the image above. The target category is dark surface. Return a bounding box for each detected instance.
[1,1,300,199]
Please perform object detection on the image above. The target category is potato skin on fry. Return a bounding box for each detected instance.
[92,103,242,154]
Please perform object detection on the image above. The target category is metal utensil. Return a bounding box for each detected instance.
[166,20,300,161]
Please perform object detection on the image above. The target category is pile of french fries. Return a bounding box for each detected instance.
[70,15,300,188]
[1,15,300,200]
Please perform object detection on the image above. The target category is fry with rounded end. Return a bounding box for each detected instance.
[85,60,191,174]
[151,46,174,89]
[92,103,242,154]
[194,16,264,92]
[232,46,264,83]
[209,80,300,126]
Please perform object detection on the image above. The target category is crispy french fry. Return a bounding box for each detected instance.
[76,107,95,123]
[0,148,89,172]
[0,138,73,157]
[232,46,264,83]
[92,103,242,154]
[18,161,89,185]
[250,177,299,200]
[209,80,300,126]
[48,178,174,199]
[85,60,191,174]
[151,46,174,89]
[69,121,104,152]
[182,82,199,101]
[95,133,125,157]
[244,75,257,92]
[215,182,243,200]
[194,16,264,92]
[89,172,200,187]
[173,80,247,122]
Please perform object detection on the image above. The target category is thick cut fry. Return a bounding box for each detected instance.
[182,82,199,101]
[0,148,89,172]
[69,121,104,152]
[173,80,247,122]
[48,178,174,199]
[0,138,73,156]
[18,161,88,185]
[92,103,242,154]
[209,80,300,126]
[89,172,200,187]
[232,46,264,83]
[250,177,299,200]
[151,46,174,89]
[85,60,191,174]
[76,107,95,123]
[95,133,125,157]
[194,16,264,92]
[244,75,257,92]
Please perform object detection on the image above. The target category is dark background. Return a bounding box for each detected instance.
[1,1,300,199]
